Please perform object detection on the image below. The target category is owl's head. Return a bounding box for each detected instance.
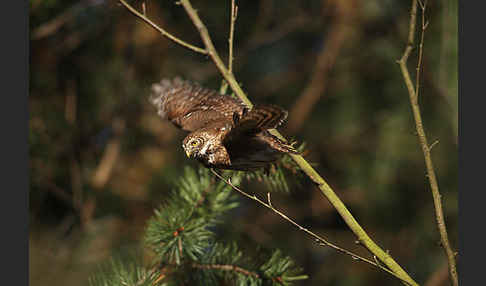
[182,132,211,159]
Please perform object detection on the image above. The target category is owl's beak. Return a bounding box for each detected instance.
[185,149,192,158]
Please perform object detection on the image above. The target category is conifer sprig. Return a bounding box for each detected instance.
[90,166,307,285]
[89,258,162,286]
[144,167,241,264]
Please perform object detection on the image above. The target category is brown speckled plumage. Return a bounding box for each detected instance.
[149,77,297,170]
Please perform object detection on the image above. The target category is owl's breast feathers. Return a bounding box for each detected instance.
[150,77,298,170]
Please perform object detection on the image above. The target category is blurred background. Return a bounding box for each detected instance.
[29,0,458,285]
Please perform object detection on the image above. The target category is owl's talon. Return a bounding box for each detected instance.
[242,107,249,117]
[232,112,240,125]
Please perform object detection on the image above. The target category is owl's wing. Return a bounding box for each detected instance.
[231,104,287,133]
[223,104,288,143]
[149,78,246,132]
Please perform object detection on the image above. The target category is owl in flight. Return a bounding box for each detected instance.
[149,77,297,171]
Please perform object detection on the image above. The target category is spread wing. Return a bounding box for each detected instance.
[224,104,288,141]
[149,77,246,132]
[222,104,298,159]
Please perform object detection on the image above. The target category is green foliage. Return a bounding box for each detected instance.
[89,258,162,286]
[145,202,213,265]
[90,166,307,285]
[174,167,242,219]
[190,243,307,286]
[260,250,308,285]
[145,167,241,265]
[193,242,248,284]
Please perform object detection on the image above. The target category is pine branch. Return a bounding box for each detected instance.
[144,167,241,265]
[145,203,213,265]
[91,166,307,285]
[89,258,162,286]
[191,242,307,286]
[260,250,309,285]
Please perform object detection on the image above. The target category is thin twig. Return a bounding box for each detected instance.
[122,1,419,285]
[220,0,238,95]
[210,169,411,285]
[397,1,458,286]
[414,0,427,102]
[228,0,237,75]
[178,237,183,258]
[118,0,207,55]
[429,140,439,151]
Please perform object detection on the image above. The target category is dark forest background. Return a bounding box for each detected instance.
[29,0,458,285]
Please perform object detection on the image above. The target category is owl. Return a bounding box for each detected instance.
[149,77,297,170]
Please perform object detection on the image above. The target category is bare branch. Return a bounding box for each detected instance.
[118,0,207,55]
[414,0,428,102]
[228,0,237,75]
[397,1,458,286]
[220,0,238,95]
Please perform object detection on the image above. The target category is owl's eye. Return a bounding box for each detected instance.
[191,140,200,147]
